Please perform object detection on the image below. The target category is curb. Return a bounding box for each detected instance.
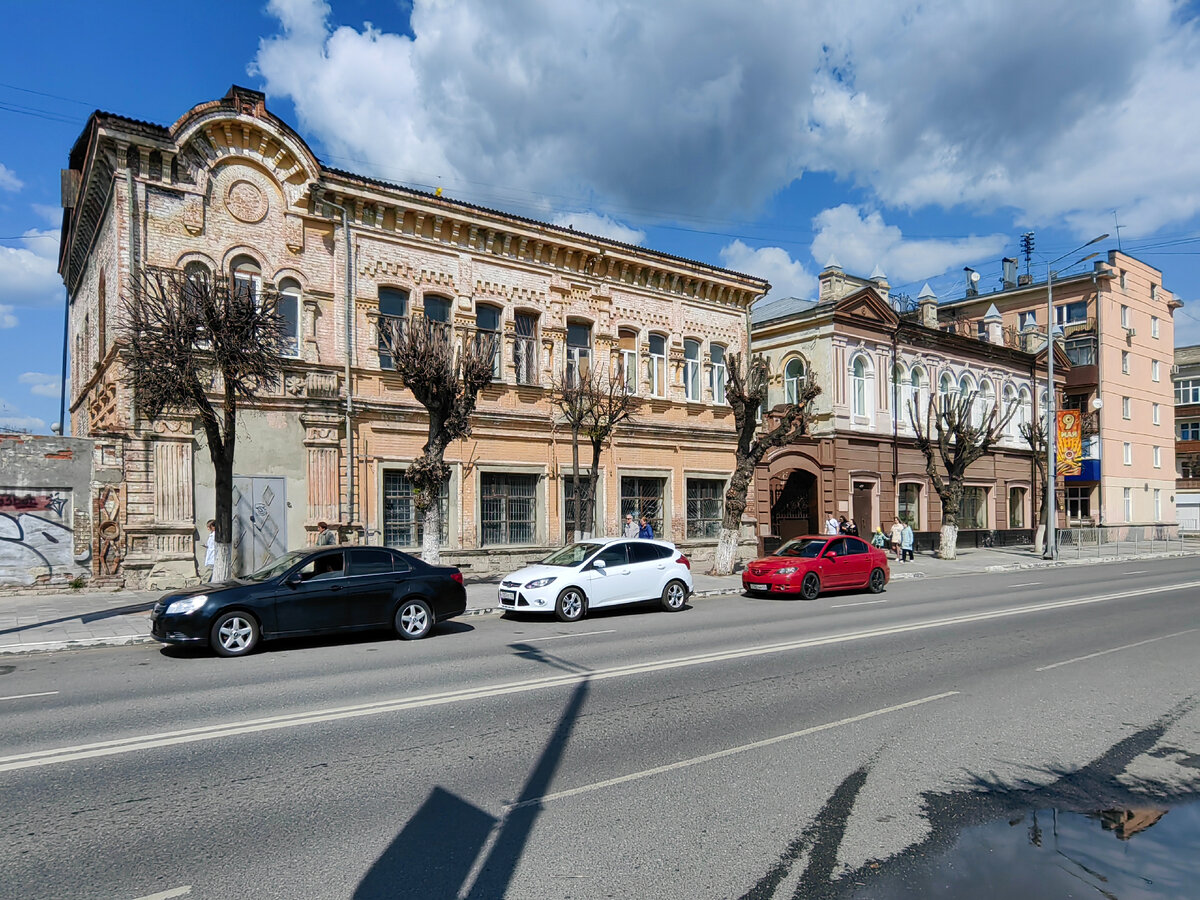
[0,633,155,655]
[982,549,1200,573]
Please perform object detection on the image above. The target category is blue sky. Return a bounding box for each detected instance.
[3,0,1200,433]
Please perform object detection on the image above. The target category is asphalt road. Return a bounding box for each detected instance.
[1,558,1198,900]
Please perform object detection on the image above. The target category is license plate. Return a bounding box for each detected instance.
[749,584,768,591]
[499,589,516,601]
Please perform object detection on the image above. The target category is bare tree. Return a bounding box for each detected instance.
[550,363,637,540]
[712,353,821,575]
[910,390,1016,560]
[383,316,495,564]
[122,267,286,582]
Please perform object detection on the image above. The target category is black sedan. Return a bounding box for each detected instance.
[150,546,467,657]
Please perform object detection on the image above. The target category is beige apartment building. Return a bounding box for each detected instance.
[937,252,1180,534]
[59,86,765,587]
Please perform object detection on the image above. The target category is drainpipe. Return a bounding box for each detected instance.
[58,288,69,434]
[891,326,899,490]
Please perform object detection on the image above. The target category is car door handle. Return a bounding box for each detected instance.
[329,585,342,591]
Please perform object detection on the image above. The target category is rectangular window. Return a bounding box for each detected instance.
[684,339,702,401]
[1119,270,1127,290]
[377,287,408,370]
[686,478,724,539]
[1123,442,1133,465]
[566,322,592,387]
[562,475,595,540]
[710,345,727,405]
[513,312,538,385]
[382,470,449,549]
[278,287,301,358]
[1151,283,1158,301]
[959,487,988,530]
[1151,316,1159,339]
[618,329,638,394]
[1121,351,1130,375]
[1153,403,1161,426]
[648,334,667,397]
[1152,359,1160,382]
[475,304,502,380]
[1066,486,1091,523]
[1008,487,1026,528]
[1180,421,1200,440]
[620,475,666,537]
[1123,487,1133,523]
[1154,446,1162,468]
[1177,379,1200,404]
[1122,396,1131,419]
[1055,300,1088,325]
[897,483,921,528]
[1154,489,1162,521]
[480,473,538,546]
[1120,305,1129,328]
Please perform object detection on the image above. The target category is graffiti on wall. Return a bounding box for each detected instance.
[0,490,92,586]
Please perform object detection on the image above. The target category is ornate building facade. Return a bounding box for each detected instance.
[59,86,766,587]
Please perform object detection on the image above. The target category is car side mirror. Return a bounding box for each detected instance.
[287,572,303,586]
[824,551,838,560]
[593,558,607,569]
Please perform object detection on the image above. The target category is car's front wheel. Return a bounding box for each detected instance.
[800,572,821,601]
[661,579,688,612]
[211,611,259,657]
[555,587,586,622]
[395,598,434,640]
[868,568,886,593]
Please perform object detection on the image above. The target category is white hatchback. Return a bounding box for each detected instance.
[498,538,694,622]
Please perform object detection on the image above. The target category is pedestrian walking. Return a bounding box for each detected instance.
[623,513,639,539]
[846,518,859,536]
[202,519,216,582]
[889,517,904,559]
[638,515,655,539]
[316,521,337,546]
[838,515,849,534]
[825,512,840,535]
[871,526,887,549]
[901,521,915,562]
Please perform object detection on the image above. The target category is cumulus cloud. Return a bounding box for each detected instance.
[549,212,644,246]
[720,240,817,301]
[32,203,62,225]
[0,304,15,328]
[253,0,1200,237]
[0,229,61,309]
[0,397,46,434]
[0,162,22,192]
[810,205,1009,285]
[19,372,59,398]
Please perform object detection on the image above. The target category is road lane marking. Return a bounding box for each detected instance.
[131,887,190,900]
[1123,570,1148,575]
[518,630,616,643]
[830,599,888,608]
[507,691,959,810]
[0,691,59,702]
[3,579,1197,774]
[1012,582,1042,587]
[1035,628,1199,671]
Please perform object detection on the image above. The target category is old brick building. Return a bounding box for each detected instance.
[59,86,766,587]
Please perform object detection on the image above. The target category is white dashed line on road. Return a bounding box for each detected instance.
[517,630,616,643]
[1012,582,1042,587]
[1035,628,1199,671]
[1123,570,1149,575]
[830,599,888,608]
[0,691,59,702]
[130,887,191,900]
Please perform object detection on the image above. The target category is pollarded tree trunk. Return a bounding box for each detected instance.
[714,465,753,576]
[422,504,442,566]
[937,483,961,560]
[212,449,235,582]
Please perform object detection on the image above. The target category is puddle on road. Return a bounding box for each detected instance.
[845,799,1200,899]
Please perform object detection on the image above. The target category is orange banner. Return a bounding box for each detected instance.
[1056,410,1082,476]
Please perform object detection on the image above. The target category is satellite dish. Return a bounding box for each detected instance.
[1092,398,1103,410]
[969,271,981,284]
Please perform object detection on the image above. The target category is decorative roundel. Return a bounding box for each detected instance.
[225,179,268,223]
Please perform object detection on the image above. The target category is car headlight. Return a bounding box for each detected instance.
[165,594,209,615]
[776,567,798,575]
[525,577,556,589]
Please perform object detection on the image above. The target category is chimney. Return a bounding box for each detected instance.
[918,282,938,329]
[1002,257,1018,290]
[964,266,979,297]
[983,303,1003,346]
[1017,273,1033,286]
[819,255,847,301]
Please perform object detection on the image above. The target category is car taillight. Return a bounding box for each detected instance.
[451,571,463,585]
[676,554,690,570]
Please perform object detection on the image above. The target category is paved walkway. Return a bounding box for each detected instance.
[2,541,1195,655]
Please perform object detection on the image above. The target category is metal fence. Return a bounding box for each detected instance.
[1054,525,1191,558]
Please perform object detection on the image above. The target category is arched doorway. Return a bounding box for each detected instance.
[771,470,818,542]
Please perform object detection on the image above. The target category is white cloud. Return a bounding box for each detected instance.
[0,304,15,328]
[549,212,644,246]
[253,0,1200,238]
[810,205,1009,285]
[719,240,817,301]
[0,397,46,434]
[0,162,22,192]
[0,229,61,309]
[32,203,62,225]
[19,372,59,398]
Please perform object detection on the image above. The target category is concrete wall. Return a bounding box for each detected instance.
[0,434,94,587]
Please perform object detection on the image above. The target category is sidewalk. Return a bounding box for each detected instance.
[2,542,1196,655]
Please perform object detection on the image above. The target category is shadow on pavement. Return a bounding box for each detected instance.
[0,601,156,637]
[354,677,591,899]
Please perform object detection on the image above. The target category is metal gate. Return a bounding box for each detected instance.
[233,476,287,575]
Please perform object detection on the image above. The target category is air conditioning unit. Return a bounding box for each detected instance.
[1173,364,1181,376]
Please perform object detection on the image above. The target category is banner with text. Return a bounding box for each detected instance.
[1056,410,1082,476]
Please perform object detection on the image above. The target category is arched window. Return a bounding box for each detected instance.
[1018,387,1033,437]
[892,362,907,419]
[278,278,301,358]
[684,339,702,401]
[1039,388,1049,427]
[910,366,928,425]
[710,344,727,405]
[939,372,955,410]
[377,287,409,370]
[978,378,995,430]
[566,321,592,387]
[1003,384,1018,439]
[851,354,871,418]
[476,303,502,380]
[230,255,261,305]
[784,357,806,405]
[648,334,667,397]
[618,328,638,394]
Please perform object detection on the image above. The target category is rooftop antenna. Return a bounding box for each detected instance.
[1020,232,1035,278]
[1112,210,1123,251]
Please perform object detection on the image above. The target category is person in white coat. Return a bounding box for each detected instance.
[623,513,639,538]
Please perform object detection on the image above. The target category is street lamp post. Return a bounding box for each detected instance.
[1044,234,1108,559]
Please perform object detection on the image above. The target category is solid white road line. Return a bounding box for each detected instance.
[0,691,59,702]
[517,630,616,643]
[1123,570,1149,575]
[131,887,191,900]
[830,599,888,608]
[507,691,958,811]
[1035,628,1199,672]
[3,578,1196,774]
[1012,582,1042,587]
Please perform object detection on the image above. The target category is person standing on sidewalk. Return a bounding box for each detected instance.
[900,520,915,562]
[825,512,840,535]
[638,515,655,539]
[202,520,216,582]
[890,517,904,559]
[623,513,639,538]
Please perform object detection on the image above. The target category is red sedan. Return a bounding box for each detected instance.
[742,535,890,600]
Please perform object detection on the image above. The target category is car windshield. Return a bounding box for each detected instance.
[540,542,604,567]
[775,538,827,559]
[244,550,307,582]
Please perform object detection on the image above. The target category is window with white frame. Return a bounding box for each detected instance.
[978,378,995,429]
[686,478,724,538]
[1151,316,1159,339]
[618,328,638,394]
[1151,283,1158,301]
[1123,487,1133,522]
[784,358,806,405]
[1181,420,1200,440]
[1123,442,1132,465]
[476,304,502,380]
[1122,396,1131,419]
[1154,488,1162,520]
[1122,350,1130,374]
[1152,359,1160,382]
[1066,486,1091,522]
[684,339,702,401]
[277,278,302,358]
[1039,388,1049,427]
[710,344,727,405]
[910,366,928,426]
[566,321,592,387]
[939,372,955,407]
[897,483,921,528]
[377,286,408,370]
[1119,270,1127,289]
[1121,305,1129,328]
[1153,403,1161,426]
[231,255,261,304]
[851,354,871,418]
[1055,300,1088,326]
[513,312,538,385]
[1177,379,1200,404]
[648,334,667,397]
[1002,384,1018,439]
[1009,486,1027,528]
[1154,446,1161,467]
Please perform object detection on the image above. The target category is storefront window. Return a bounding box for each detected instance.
[1008,487,1026,528]
[898,483,921,528]
[959,487,987,529]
